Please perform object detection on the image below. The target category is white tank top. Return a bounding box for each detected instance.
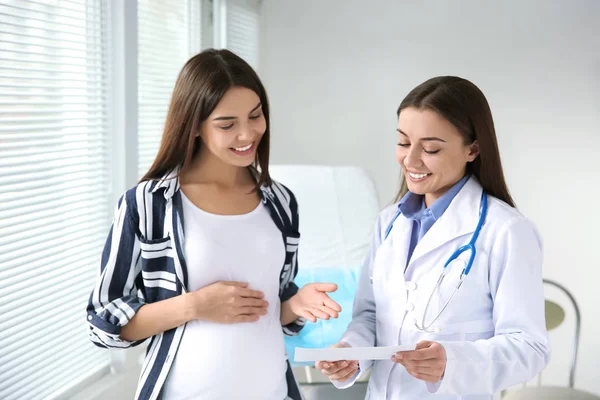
[162,192,288,400]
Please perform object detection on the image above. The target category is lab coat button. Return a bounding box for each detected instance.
[405,281,417,290]
[405,303,415,311]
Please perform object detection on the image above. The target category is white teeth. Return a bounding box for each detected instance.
[234,143,252,151]
[409,172,429,179]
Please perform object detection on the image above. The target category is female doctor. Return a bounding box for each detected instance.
[316,76,550,399]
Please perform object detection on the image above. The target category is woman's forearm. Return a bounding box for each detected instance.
[120,293,196,342]
[280,297,299,326]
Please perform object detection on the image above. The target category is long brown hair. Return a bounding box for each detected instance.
[140,48,272,188]
[394,76,515,207]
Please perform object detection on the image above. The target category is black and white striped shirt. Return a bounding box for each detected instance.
[86,169,305,400]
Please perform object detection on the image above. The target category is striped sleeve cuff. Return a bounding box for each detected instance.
[86,297,146,349]
[282,316,306,336]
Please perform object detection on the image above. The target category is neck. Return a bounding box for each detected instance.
[424,193,439,209]
[424,173,469,208]
[181,148,253,188]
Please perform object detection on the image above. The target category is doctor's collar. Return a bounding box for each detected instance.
[398,174,471,220]
[398,191,425,219]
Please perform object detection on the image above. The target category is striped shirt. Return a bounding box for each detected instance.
[86,168,305,400]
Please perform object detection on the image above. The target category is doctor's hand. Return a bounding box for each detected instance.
[315,342,359,382]
[392,340,447,383]
[288,282,341,323]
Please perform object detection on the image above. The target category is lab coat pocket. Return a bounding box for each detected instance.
[437,319,495,335]
[425,319,495,342]
[139,236,178,295]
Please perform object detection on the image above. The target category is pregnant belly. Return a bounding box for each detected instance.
[163,316,288,400]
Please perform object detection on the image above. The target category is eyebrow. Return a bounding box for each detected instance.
[397,129,447,143]
[213,102,262,121]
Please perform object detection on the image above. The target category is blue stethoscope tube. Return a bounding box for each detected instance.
[383,190,488,332]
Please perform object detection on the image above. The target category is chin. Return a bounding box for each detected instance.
[227,157,255,168]
[406,183,426,195]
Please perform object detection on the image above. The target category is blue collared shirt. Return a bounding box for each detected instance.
[398,174,470,264]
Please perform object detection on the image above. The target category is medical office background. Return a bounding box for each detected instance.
[0,0,599,399]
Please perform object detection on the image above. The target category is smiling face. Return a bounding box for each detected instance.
[396,107,479,206]
[198,86,266,168]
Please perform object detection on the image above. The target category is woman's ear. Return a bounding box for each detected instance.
[467,140,480,162]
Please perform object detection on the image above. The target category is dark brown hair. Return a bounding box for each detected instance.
[395,76,515,207]
[140,48,271,188]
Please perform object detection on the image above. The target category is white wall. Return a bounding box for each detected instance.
[259,0,600,395]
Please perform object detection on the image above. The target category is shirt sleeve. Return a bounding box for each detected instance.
[86,192,147,349]
[278,183,306,336]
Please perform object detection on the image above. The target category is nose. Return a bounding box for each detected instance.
[403,146,422,168]
[236,122,255,141]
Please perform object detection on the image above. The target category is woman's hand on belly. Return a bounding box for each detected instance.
[189,280,269,324]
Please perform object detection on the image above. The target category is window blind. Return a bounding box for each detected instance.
[137,0,201,178]
[225,0,259,70]
[0,1,111,399]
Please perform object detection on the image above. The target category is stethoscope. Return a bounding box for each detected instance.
[380,190,488,333]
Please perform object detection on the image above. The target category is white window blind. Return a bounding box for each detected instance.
[0,1,111,399]
[137,0,201,178]
[225,0,259,70]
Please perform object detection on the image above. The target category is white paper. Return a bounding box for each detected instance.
[294,344,416,362]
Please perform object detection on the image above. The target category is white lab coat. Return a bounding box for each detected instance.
[334,177,550,399]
